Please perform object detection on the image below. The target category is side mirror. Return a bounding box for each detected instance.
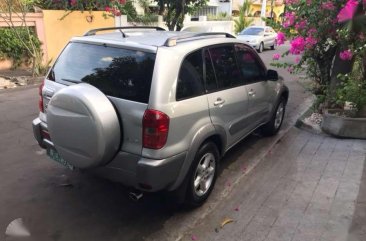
[266,69,279,81]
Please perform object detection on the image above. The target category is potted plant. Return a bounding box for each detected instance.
[322,56,366,138]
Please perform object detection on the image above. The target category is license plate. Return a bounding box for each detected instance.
[47,148,74,170]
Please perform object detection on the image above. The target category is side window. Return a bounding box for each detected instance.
[204,50,218,92]
[176,50,205,100]
[208,45,243,89]
[235,44,266,83]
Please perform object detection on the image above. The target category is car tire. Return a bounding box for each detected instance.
[257,42,264,53]
[262,97,286,136]
[271,40,276,50]
[184,142,219,207]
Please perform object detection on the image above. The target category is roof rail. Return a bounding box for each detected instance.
[164,32,236,47]
[83,26,166,37]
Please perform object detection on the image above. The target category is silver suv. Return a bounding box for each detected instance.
[32,27,289,206]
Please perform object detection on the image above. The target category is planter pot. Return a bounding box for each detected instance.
[321,109,366,139]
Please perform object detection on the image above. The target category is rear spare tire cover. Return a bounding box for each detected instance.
[47,83,121,169]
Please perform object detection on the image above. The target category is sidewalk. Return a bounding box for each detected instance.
[182,128,366,241]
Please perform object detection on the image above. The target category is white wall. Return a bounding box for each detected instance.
[217,2,231,15]
[181,20,234,35]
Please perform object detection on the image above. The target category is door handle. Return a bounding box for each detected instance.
[248,89,256,97]
[214,98,225,106]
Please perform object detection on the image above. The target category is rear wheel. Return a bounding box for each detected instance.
[262,98,286,136]
[185,142,219,207]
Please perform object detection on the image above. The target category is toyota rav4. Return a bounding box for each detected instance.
[32,27,289,206]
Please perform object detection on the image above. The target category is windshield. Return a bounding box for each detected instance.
[49,42,156,103]
[240,28,264,36]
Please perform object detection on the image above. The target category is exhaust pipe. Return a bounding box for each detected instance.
[128,191,143,201]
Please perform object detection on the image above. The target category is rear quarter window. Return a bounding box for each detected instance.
[49,42,156,103]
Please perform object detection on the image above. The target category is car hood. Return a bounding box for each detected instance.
[236,35,261,42]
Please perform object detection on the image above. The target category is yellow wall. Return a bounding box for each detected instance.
[250,5,285,20]
[43,10,114,62]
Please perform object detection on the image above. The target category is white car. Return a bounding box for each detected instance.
[237,26,277,53]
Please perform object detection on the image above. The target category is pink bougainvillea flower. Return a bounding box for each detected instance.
[339,49,353,60]
[119,0,126,4]
[290,37,305,55]
[276,32,286,45]
[105,6,111,12]
[273,53,281,60]
[113,9,121,16]
[295,20,307,31]
[70,0,77,6]
[306,0,312,5]
[283,12,296,28]
[295,56,301,64]
[337,0,359,23]
[305,36,317,48]
[308,28,317,36]
[191,235,198,241]
[321,2,335,10]
[287,66,294,73]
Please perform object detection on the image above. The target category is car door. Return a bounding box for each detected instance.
[234,44,271,127]
[263,27,273,47]
[204,45,251,148]
[268,27,277,46]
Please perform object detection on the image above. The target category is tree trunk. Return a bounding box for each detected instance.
[329,49,354,96]
[158,0,165,15]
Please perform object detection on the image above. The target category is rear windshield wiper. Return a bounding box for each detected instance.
[61,78,79,83]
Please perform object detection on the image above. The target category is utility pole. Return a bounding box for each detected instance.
[270,0,274,20]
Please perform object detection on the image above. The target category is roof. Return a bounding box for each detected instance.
[71,30,235,49]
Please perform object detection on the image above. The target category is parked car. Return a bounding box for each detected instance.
[237,26,278,53]
[32,27,289,206]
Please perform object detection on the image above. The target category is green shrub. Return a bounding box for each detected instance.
[0,27,41,68]
[336,57,366,116]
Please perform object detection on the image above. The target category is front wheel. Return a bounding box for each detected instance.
[271,40,277,50]
[185,142,219,207]
[262,98,286,136]
[257,42,264,53]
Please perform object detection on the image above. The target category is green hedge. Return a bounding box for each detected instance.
[0,27,41,68]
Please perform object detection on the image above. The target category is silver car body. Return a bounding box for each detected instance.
[237,26,277,50]
[32,30,288,192]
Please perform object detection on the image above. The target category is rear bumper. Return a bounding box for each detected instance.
[93,151,186,192]
[32,117,48,149]
[32,117,186,192]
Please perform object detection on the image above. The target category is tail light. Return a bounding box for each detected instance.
[38,80,45,113]
[143,109,169,149]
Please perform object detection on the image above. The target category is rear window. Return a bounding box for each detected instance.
[49,42,156,103]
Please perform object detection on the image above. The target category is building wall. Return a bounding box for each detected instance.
[42,10,114,62]
[0,12,47,70]
[233,0,285,20]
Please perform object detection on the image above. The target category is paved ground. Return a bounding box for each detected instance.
[0,45,317,241]
[181,128,366,241]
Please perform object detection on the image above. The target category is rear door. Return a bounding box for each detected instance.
[204,45,251,147]
[234,44,272,127]
[45,42,156,155]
